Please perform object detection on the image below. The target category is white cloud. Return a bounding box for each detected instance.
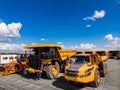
[104,34,113,41]
[83,10,105,21]
[40,38,46,41]
[79,43,96,50]
[56,42,63,45]
[104,34,120,50]
[7,22,22,37]
[0,22,22,42]
[111,37,120,44]
[0,21,23,52]
[104,34,120,44]
[56,42,65,48]
[0,43,25,52]
[83,17,95,21]
[104,44,120,50]
[67,43,97,51]
[93,10,105,19]
[56,42,105,51]
[0,37,11,42]
[86,24,91,28]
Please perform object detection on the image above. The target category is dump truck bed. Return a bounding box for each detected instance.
[101,56,108,61]
[95,51,108,61]
[59,50,76,61]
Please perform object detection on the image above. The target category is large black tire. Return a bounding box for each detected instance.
[90,69,101,87]
[37,72,41,79]
[46,62,60,79]
[23,69,27,75]
[99,62,107,77]
[23,70,31,78]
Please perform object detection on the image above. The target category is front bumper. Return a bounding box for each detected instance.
[65,73,94,83]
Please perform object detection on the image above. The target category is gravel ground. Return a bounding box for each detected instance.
[0,59,120,90]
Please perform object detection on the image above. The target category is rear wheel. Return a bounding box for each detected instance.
[103,63,107,77]
[37,72,41,79]
[23,69,31,78]
[46,62,60,79]
[100,63,107,77]
[23,69,27,75]
[90,69,101,87]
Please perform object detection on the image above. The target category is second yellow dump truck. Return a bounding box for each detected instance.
[23,43,76,79]
[95,51,108,61]
[64,53,107,87]
[109,50,120,59]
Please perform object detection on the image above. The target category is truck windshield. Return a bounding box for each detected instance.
[27,47,58,59]
[75,56,89,63]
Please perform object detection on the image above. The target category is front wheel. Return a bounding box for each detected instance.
[90,69,101,87]
[46,62,60,79]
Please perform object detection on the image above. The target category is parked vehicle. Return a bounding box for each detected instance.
[64,53,107,87]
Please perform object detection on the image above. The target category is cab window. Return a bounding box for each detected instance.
[93,56,97,61]
[75,56,89,63]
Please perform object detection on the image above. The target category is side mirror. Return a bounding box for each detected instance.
[69,58,76,63]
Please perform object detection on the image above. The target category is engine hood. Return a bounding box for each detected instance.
[67,63,84,72]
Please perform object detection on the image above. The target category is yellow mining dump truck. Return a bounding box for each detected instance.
[84,51,95,54]
[95,51,108,61]
[109,50,120,59]
[64,54,107,87]
[23,44,76,79]
[0,54,26,76]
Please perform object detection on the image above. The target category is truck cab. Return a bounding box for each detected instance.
[65,54,107,87]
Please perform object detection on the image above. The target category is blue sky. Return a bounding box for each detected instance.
[0,0,120,51]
